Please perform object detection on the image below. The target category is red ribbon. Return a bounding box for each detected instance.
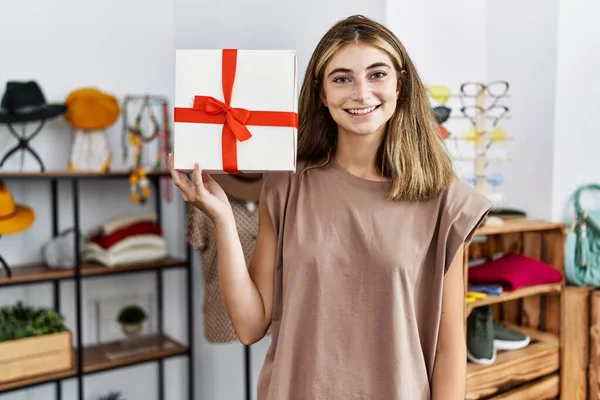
[174,49,298,173]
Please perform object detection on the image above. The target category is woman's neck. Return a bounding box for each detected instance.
[334,128,387,182]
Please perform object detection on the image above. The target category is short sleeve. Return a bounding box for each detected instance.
[439,179,492,274]
[186,203,209,250]
[260,171,292,239]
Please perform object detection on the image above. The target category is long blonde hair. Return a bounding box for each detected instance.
[297,15,456,202]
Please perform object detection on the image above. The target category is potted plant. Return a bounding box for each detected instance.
[116,304,147,337]
[0,301,72,384]
[0,300,67,342]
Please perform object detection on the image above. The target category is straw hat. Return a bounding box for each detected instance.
[212,173,263,202]
[0,181,35,235]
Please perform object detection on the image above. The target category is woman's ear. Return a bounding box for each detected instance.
[321,94,328,108]
[317,83,328,108]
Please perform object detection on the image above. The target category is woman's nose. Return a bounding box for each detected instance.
[351,79,372,101]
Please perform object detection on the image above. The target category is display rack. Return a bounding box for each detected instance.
[428,81,511,206]
[464,219,568,399]
[0,170,194,400]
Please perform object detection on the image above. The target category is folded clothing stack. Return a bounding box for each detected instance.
[82,213,167,267]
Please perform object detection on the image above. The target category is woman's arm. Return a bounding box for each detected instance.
[216,197,277,345]
[431,244,467,400]
[169,157,277,345]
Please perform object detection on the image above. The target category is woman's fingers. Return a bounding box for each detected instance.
[192,162,206,198]
[169,153,196,200]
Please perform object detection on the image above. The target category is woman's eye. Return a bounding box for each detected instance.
[333,76,350,84]
[371,71,387,79]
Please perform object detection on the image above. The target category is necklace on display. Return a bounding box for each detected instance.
[126,98,160,204]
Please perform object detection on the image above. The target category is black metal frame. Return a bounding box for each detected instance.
[0,120,47,171]
[0,172,195,399]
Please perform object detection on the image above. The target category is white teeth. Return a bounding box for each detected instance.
[347,105,378,115]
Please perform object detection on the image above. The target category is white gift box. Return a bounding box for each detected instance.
[174,49,298,173]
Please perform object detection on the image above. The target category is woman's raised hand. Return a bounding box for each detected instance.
[168,153,233,225]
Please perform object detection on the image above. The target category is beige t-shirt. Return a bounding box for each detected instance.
[257,159,491,400]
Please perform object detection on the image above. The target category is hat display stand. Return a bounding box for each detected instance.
[0,121,48,172]
[63,87,122,174]
[0,179,36,278]
[122,95,172,205]
[427,81,512,206]
[0,81,67,172]
[0,237,12,278]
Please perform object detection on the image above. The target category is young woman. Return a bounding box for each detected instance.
[169,14,491,400]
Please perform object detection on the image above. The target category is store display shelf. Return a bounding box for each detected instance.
[82,333,189,373]
[475,220,565,236]
[0,334,188,393]
[466,283,562,316]
[487,373,559,399]
[466,325,560,399]
[0,170,171,180]
[0,256,188,286]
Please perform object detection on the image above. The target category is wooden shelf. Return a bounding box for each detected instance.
[0,334,187,392]
[82,333,188,373]
[466,283,562,316]
[0,256,188,286]
[475,219,565,236]
[0,366,76,392]
[466,325,560,399]
[0,170,170,180]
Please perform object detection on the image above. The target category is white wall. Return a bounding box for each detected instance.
[485,0,559,220]
[551,0,600,221]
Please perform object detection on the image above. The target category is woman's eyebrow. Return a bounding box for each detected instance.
[326,62,392,78]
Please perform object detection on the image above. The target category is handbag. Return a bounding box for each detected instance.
[565,183,600,287]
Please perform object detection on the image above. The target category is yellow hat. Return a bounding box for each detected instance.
[64,88,121,131]
[0,181,35,235]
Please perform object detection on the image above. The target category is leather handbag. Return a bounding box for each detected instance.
[565,184,600,287]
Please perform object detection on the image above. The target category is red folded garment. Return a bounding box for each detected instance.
[468,252,563,291]
[89,221,162,249]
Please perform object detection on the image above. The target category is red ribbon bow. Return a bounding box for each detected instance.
[174,49,298,173]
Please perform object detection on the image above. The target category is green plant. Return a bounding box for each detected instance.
[116,304,147,325]
[0,301,67,342]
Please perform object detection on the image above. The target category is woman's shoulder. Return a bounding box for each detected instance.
[436,176,492,213]
[262,161,311,193]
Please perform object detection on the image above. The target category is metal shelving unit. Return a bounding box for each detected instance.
[0,170,194,400]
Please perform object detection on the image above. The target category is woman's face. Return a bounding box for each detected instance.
[321,42,399,139]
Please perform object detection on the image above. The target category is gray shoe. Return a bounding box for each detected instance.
[467,306,496,365]
[493,322,530,351]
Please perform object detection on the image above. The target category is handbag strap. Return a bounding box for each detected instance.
[574,183,600,216]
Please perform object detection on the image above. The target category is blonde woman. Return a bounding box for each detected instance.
[170,14,491,400]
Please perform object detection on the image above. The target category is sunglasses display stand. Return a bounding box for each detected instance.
[428,81,511,206]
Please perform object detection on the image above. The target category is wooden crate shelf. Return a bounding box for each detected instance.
[0,334,188,392]
[0,256,187,286]
[467,283,562,316]
[488,373,560,399]
[466,325,560,399]
[464,219,567,399]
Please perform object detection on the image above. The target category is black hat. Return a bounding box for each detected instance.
[0,81,67,124]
